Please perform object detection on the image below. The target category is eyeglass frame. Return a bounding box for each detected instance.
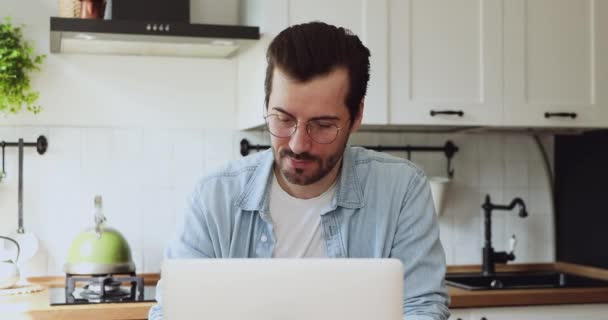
[263,112,351,144]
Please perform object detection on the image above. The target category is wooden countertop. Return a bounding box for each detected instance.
[0,274,159,320]
[2,263,608,319]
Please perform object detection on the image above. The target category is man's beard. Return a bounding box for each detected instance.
[273,142,347,186]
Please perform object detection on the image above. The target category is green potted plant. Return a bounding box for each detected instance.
[0,17,45,115]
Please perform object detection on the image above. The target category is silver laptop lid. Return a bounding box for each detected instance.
[161,258,403,320]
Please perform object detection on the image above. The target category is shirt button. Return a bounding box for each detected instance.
[260,235,268,243]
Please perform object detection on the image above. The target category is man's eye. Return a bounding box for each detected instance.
[278,116,294,122]
[314,121,337,128]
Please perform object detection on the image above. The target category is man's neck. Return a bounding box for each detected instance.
[274,159,342,200]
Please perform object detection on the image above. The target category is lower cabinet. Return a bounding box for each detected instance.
[452,304,608,320]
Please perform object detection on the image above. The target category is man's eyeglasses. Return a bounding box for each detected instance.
[264,114,349,144]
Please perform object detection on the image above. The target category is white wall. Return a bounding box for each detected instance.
[0,0,555,277]
[1,0,237,129]
[0,127,556,276]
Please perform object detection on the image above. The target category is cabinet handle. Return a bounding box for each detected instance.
[430,110,464,117]
[544,112,577,119]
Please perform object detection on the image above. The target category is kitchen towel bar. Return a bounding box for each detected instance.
[0,136,48,182]
[239,138,459,178]
[0,136,48,155]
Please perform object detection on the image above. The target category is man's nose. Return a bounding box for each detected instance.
[288,124,312,154]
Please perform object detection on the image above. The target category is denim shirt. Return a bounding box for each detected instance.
[149,147,450,320]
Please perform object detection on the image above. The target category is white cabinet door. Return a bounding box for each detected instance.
[389,0,503,126]
[470,304,608,320]
[503,0,608,128]
[288,0,389,125]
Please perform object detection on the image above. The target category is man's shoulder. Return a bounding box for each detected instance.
[195,150,271,194]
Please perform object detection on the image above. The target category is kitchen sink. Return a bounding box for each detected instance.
[446,271,608,290]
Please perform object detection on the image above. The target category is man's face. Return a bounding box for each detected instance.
[267,67,362,186]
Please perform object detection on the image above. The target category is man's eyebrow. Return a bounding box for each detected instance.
[272,107,296,118]
[309,115,341,121]
[272,107,341,121]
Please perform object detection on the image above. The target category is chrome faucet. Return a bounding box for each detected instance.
[481,194,528,276]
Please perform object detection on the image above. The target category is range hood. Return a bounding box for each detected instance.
[49,1,259,58]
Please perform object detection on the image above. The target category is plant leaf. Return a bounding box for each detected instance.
[0,16,44,115]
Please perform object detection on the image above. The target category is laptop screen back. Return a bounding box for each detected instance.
[161,258,403,320]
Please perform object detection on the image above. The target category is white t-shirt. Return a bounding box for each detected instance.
[269,173,336,258]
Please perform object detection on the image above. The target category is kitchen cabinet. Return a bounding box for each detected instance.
[389,0,503,127]
[238,0,608,130]
[237,0,388,129]
[503,0,608,128]
[463,304,608,320]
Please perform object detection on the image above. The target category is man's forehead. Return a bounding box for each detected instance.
[273,66,349,84]
[270,68,350,119]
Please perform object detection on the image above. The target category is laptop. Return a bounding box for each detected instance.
[161,258,403,320]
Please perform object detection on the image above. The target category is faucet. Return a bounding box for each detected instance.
[481,194,528,276]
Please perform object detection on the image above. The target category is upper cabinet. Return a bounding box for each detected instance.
[238,0,608,130]
[389,0,503,127]
[503,0,608,128]
[237,0,388,129]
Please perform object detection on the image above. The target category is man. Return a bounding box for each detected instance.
[149,21,449,320]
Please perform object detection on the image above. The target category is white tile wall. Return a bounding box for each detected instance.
[0,128,556,276]
[349,132,556,266]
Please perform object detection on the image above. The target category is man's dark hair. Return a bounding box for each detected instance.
[264,21,371,122]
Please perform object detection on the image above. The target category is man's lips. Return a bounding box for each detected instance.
[286,156,314,168]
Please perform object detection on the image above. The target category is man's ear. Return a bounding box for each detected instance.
[350,100,364,133]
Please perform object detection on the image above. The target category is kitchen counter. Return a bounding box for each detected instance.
[448,262,608,308]
[0,274,159,320]
[2,263,608,319]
